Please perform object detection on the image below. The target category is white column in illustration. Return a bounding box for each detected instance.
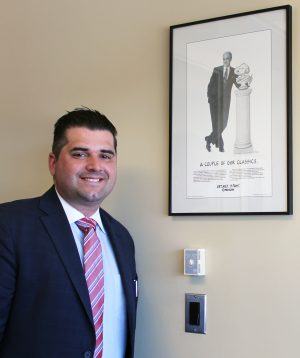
[234,63,253,154]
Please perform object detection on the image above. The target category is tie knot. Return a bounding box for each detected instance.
[76,217,97,233]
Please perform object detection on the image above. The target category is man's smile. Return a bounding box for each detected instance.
[80,176,106,183]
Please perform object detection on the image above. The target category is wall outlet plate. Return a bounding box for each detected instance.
[185,293,206,334]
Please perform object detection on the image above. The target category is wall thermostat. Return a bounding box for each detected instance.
[184,249,205,276]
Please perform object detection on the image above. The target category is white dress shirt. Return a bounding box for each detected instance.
[223,66,229,79]
[56,191,127,358]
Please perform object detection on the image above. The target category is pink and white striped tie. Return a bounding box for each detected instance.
[76,218,104,358]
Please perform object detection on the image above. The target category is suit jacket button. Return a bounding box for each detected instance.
[84,351,92,358]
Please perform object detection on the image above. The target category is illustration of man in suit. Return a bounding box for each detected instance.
[0,108,138,358]
[205,51,239,152]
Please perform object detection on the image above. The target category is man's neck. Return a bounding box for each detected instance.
[55,189,100,218]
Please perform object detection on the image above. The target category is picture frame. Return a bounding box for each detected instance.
[169,5,292,215]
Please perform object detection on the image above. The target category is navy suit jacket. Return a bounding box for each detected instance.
[0,187,138,358]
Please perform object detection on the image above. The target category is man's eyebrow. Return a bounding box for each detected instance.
[70,147,115,155]
[100,149,115,155]
[70,147,89,152]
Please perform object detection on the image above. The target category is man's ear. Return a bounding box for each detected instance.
[48,152,56,176]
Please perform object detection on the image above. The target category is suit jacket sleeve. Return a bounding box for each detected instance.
[207,67,217,103]
[0,209,16,342]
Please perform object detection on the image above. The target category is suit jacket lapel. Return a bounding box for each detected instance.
[39,187,94,326]
[101,210,135,340]
[100,210,129,287]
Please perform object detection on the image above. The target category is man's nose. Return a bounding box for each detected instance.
[86,155,102,171]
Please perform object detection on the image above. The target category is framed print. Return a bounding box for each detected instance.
[169,5,292,215]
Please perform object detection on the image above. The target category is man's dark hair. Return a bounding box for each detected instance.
[52,107,117,157]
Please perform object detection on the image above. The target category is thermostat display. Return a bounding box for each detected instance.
[184,249,205,276]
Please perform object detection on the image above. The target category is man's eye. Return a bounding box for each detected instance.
[101,154,113,160]
[72,152,87,158]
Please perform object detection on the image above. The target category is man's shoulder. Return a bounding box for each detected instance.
[214,66,223,71]
[0,186,58,216]
[0,197,44,238]
[0,196,40,212]
[210,66,223,77]
[0,187,60,214]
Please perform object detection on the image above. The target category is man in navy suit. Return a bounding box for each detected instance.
[205,51,239,152]
[0,108,138,357]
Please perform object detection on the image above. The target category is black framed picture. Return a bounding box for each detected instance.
[169,5,292,215]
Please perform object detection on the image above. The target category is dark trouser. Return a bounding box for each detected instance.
[207,96,231,150]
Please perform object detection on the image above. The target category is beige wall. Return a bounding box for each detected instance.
[1,0,299,357]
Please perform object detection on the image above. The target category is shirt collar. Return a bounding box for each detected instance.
[55,189,106,233]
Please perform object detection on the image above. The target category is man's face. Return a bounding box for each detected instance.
[223,53,231,68]
[49,127,117,216]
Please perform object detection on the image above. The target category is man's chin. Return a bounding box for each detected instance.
[79,194,102,204]
[77,191,110,206]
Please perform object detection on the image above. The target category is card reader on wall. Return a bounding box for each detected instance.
[184,249,205,276]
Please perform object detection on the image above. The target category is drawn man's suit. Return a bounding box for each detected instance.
[206,65,238,151]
